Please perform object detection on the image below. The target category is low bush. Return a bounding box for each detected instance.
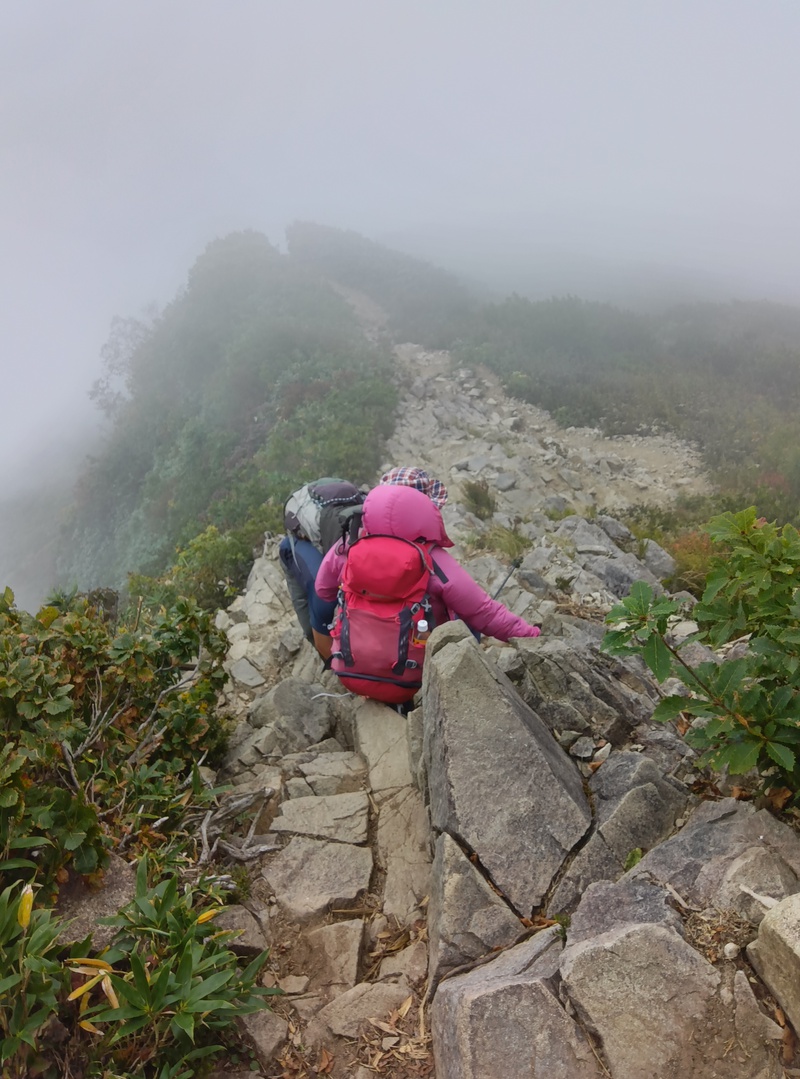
[464,524,531,562]
[0,586,272,1077]
[603,509,800,799]
[462,479,497,521]
[665,529,715,595]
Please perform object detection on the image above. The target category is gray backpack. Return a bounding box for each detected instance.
[284,478,365,554]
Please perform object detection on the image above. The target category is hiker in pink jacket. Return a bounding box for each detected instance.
[315,483,541,641]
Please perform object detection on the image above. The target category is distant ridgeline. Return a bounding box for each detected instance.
[53,223,800,607]
[289,223,800,527]
[56,230,401,599]
[455,295,800,525]
[286,220,477,350]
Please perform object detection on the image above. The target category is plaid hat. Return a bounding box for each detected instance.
[380,466,448,509]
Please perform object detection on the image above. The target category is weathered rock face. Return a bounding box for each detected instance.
[431,929,604,1079]
[427,833,522,988]
[551,751,688,913]
[423,635,591,914]
[504,636,657,744]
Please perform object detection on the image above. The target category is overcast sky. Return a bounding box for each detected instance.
[2,0,800,494]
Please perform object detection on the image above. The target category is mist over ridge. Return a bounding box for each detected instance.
[3,2,800,607]
[378,212,800,312]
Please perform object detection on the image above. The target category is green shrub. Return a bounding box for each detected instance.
[0,864,277,1078]
[464,524,531,562]
[462,479,497,521]
[66,859,276,1077]
[603,509,800,798]
[0,882,66,1078]
[0,587,227,896]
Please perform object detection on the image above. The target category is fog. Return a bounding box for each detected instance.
[2,0,800,501]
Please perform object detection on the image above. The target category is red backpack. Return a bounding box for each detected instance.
[329,534,436,704]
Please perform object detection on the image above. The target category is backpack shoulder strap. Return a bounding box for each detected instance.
[342,508,364,550]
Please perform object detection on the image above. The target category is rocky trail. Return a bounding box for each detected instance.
[78,343,800,1078]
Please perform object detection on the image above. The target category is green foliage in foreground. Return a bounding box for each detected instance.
[0,586,227,895]
[603,509,800,796]
[1,863,274,1078]
[0,881,63,1075]
[0,586,274,1077]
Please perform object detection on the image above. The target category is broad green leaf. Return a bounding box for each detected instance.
[600,630,637,655]
[648,599,681,619]
[651,696,690,723]
[43,696,72,716]
[96,1008,150,1034]
[0,746,28,776]
[627,581,655,616]
[770,686,795,713]
[129,949,151,999]
[721,739,762,775]
[699,717,734,738]
[239,949,271,985]
[706,511,751,543]
[701,569,730,603]
[604,603,629,624]
[0,972,22,993]
[642,634,672,682]
[624,848,643,870]
[738,685,765,713]
[183,998,236,1013]
[185,968,235,1004]
[706,658,749,698]
[171,1010,195,1041]
[36,607,61,629]
[72,846,98,874]
[0,858,37,871]
[135,856,149,897]
[766,742,796,772]
[8,836,52,850]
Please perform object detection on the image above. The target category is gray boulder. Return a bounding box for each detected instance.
[551,752,688,912]
[630,798,800,917]
[423,635,591,914]
[427,833,523,987]
[508,637,657,744]
[246,678,335,755]
[431,929,604,1079]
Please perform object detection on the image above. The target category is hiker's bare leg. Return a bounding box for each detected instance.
[312,629,332,661]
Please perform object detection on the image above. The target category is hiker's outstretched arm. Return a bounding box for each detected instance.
[434,550,540,641]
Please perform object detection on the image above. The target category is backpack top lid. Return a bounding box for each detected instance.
[284,478,364,552]
[363,484,454,548]
[341,534,434,603]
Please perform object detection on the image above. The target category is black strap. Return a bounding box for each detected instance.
[342,508,364,550]
[332,671,423,690]
[432,559,448,584]
[338,596,354,667]
[393,608,413,675]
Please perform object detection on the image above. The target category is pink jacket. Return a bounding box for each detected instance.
[315,484,540,641]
